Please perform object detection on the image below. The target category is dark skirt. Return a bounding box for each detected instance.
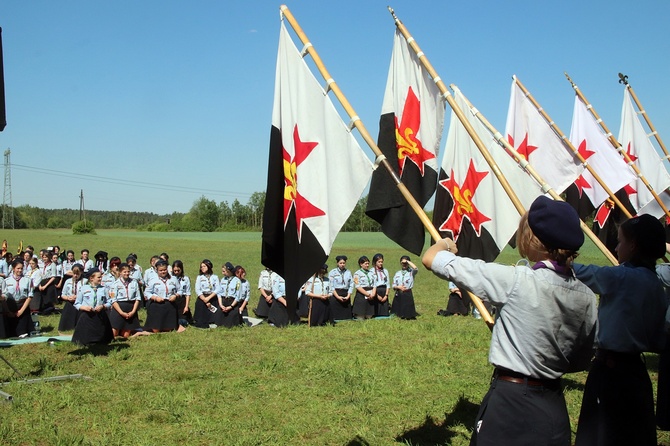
[391,289,416,319]
[329,288,352,321]
[575,351,657,446]
[268,299,289,327]
[144,299,178,331]
[446,291,471,316]
[58,301,80,331]
[109,301,141,331]
[175,295,193,324]
[308,297,330,326]
[193,298,214,328]
[374,286,389,317]
[253,293,272,318]
[352,288,375,318]
[0,307,5,339]
[297,292,309,318]
[29,279,57,314]
[212,297,242,328]
[71,310,113,345]
[658,334,670,430]
[5,299,32,337]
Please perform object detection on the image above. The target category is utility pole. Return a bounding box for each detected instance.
[2,148,13,229]
[79,189,86,223]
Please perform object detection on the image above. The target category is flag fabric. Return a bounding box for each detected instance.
[365,29,445,255]
[0,27,6,132]
[568,96,635,208]
[432,90,542,262]
[590,189,636,256]
[618,88,670,218]
[261,22,374,322]
[505,79,583,194]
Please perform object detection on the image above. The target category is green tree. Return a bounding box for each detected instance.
[247,191,265,229]
[188,196,220,232]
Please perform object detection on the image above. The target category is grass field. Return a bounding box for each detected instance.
[0,229,667,445]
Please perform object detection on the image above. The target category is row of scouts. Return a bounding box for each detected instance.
[422,196,670,446]
[251,253,419,327]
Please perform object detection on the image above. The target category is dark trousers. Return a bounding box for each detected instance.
[470,372,569,446]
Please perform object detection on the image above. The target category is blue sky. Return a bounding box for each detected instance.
[0,1,668,214]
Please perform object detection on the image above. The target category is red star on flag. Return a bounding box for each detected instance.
[574,139,597,197]
[594,200,613,229]
[438,160,491,238]
[283,124,325,241]
[625,142,638,163]
[395,86,436,177]
[507,133,538,161]
[574,174,592,197]
[577,139,595,161]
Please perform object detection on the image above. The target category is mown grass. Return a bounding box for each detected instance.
[0,229,667,445]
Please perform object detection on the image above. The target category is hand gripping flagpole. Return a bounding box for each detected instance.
[452,84,620,266]
[565,72,670,220]
[513,76,634,222]
[279,5,498,326]
[618,73,669,159]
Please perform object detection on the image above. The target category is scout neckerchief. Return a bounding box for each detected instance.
[159,276,170,298]
[13,273,21,296]
[359,268,372,286]
[375,267,387,285]
[531,260,572,277]
[122,278,132,300]
[335,267,348,287]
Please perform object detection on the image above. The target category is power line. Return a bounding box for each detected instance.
[11,163,255,199]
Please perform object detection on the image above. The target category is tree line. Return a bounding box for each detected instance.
[2,192,384,233]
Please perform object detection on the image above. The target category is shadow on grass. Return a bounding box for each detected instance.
[392,395,479,446]
[68,342,130,357]
[562,376,586,392]
[345,435,371,446]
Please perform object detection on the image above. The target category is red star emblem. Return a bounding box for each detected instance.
[574,140,596,197]
[594,200,613,229]
[574,174,592,197]
[438,160,491,238]
[283,125,325,241]
[507,133,538,161]
[395,86,435,177]
[577,139,595,161]
[625,142,638,163]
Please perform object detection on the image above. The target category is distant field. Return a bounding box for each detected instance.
[0,229,654,446]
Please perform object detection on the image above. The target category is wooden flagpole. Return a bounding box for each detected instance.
[618,73,669,158]
[513,76,633,221]
[565,72,670,220]
[278,5,498,326]
[452,85,619,266]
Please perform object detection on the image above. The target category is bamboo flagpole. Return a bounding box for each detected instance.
[277,6,500,325]
[452,84,619,266]
[513,76,633,221]
[565,72,670,220]
[618,73,669,159]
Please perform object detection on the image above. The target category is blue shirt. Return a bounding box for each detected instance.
[110,278,142,302]
[75,284,111,309]
[574,262,667,353]
[329,267,354,294]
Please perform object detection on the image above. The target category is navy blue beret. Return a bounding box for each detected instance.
[528,196,583,251]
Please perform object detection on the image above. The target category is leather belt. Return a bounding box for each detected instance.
[494,368,560,388]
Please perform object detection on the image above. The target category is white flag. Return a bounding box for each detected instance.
[505,79,583,194]
[433,88,542,261]
[618,89,670,218]
[568,97,635,208]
